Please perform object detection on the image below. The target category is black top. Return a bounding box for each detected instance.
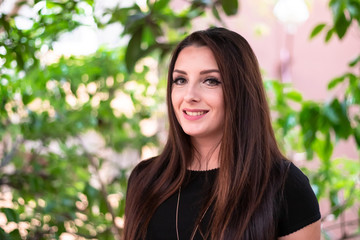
[144,163,321,239]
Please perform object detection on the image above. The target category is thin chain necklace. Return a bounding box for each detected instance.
[176,187,210,240]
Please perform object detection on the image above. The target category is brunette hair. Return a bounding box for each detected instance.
[124,27,289,239]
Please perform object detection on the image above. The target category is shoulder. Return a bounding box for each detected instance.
[127,156,157,186]
[283,163,319,204]
[132,156,157,173]
[278,162,321,237]
[285,162,311,189]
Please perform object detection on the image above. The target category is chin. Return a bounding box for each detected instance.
[184,131,208,139]
[183,130,201,137]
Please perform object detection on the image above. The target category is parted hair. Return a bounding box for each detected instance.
[123,27,289,239]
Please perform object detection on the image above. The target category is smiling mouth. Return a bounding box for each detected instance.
[184,110,209,116]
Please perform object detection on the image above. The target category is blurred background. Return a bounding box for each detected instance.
[0,0,359,239]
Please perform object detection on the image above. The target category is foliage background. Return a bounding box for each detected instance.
[0,0,359,239]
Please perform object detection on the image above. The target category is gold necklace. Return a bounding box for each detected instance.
[176,187,210,240]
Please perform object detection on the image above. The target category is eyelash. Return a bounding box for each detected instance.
[204,77,221,86]
[173,77,186,85]
[172,77,221,86]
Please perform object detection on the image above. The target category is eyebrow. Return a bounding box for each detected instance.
[173,69,220,75]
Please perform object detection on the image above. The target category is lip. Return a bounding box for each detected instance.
[182,109,209,120]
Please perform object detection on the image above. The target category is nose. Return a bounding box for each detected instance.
[184,82,200,102]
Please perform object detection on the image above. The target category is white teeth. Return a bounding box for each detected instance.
[185,111,206,116]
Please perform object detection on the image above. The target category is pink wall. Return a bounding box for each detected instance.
[221,0,359,100]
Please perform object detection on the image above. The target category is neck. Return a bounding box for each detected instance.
[188,137,221,171]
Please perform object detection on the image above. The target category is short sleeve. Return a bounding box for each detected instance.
[278,163,321,237]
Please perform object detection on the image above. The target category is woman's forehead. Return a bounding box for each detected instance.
[173,46,219,72]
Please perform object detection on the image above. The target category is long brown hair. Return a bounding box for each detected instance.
[123,27,289,239]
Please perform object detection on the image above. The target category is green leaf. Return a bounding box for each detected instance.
[46,1,62,9]
[9,229,22,240]
[348,0,360,19]
[118,198,126,217]
[324,99,352,139]
[97,228,112,239]
[313,133,333,162]
[99,194,108,214]
[349,55,360,67]
[334,12,350,39]
[286,91,302,102]
[324,102,340,124]
[300,102,321,159]
[0,228,10,240]
[330,188,340,205]
[328,75,346,89]
[283,113,297,135]
[325,29,334,42]
[125,28,143,73]
[310,23,326,39]
[22,93,34,105]
[57,222,66,235]
[354,125,360,148]
[330,0,344,22]
[1,208,19,223]
[212,5,221,21]
[221,0,238,16]
[152,0,170,11]
[84,183,98,209]
[143,26,156,46]
[85,0,94,6]
[0,14,11,33]
[123,12,146,34]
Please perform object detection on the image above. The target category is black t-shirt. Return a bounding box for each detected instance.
[144,163,321,239]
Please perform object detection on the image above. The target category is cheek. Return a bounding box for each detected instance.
[215,95,225,120]
[171,94,182,125]
[171,91,176,108]
[219,94,225,109]
[171,89,180,108]
[211,91,224,109]
[171,91,180,116]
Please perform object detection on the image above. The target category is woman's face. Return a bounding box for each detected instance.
[171,45,224,142]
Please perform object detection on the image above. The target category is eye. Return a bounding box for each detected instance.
[204,77,221,86]
[173,77,187,85]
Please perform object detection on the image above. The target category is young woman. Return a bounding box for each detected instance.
[123,27,321,240]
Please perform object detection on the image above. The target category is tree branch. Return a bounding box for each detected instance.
[321,184,358,221]
[1,137,23,168]
[322,218,359,230]
[77,136,122,240]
